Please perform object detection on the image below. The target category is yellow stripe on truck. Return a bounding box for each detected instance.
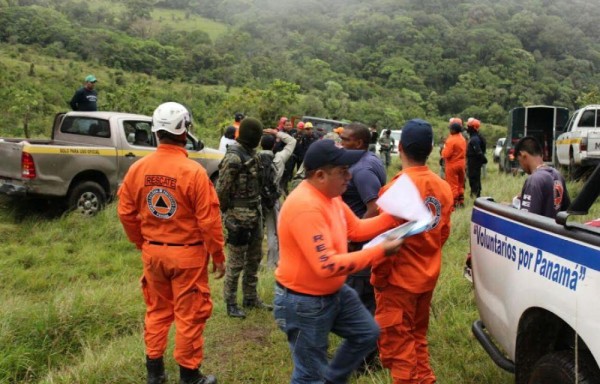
[556,138,582,145]
[24,146,116,156]
[23,145,224,160]
[188,152,224,160]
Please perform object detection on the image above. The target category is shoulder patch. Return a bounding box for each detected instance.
[424,196,442,230]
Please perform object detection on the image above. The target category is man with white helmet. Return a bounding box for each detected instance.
[118,102,224,384]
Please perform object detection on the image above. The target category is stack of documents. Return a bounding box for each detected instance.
[364,174,432,248]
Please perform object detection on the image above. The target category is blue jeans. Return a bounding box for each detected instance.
[273,284,380,384]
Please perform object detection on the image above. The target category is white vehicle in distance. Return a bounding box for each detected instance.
[493,137,506,163]
[376,129,402,154]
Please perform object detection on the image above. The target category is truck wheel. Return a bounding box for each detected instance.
[68,181,106,216]
[528,351,600,384]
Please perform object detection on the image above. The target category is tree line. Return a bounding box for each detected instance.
[0,0,599,141]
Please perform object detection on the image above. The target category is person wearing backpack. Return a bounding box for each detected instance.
[216,117,272,319]
[259,128,297,268]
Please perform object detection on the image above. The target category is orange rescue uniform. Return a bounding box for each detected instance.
[441,132,466,206]
[371,166,453,384]
[276,180,397,294]
[118,144,225,370]
[233,121,241,139]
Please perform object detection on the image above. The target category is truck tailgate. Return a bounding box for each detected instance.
[588,130,600,158]
[0,140,24,180]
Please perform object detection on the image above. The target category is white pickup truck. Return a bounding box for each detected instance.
[556,104,600,179]
[0,111,223,215]
[466,165,600,383]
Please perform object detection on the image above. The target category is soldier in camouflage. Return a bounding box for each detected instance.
[216,117,272,318]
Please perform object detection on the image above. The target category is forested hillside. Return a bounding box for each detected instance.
[1,0,599,142]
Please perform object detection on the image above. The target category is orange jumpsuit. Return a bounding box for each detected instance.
[233,121,241,139]
[371,166,453,384]
[441,132,466,206]
[118,144,225,370]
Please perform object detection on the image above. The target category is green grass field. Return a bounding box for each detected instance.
[0,152,593,383]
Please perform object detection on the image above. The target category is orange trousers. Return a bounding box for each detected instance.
[141,244,213,369]
[375,285,435,384]
[444,162,465,205]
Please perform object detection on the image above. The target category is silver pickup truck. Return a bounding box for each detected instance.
[0,111,223,215]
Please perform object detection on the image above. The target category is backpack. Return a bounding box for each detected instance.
[224,145,280,210]
[256,151,281,210]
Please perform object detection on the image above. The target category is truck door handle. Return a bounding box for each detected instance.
[125,152,136,158]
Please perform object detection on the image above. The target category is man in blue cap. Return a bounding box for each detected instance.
[372,119,453,384]
[70,74,98,111]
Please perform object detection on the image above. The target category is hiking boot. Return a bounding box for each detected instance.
[242,299,273,311]
[226,304,246,318]
[146,356,167,384]
[179,365,217,384]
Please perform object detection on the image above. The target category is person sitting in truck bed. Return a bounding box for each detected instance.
[514,136,570,219]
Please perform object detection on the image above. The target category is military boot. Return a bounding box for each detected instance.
[179,365,217,384]
[242,299,273,311]
[226,304,246,318]
[146,356,167,384]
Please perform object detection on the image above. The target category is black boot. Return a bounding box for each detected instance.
[179,365,217,384]
[242,299,273,311]
[146,356,166,384]
[226,304,246,318]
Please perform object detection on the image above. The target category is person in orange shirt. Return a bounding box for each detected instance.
[118,102,225,384]
[274,139,404,384]
[441,117,467,208]
[232,112,244,139]
[372,119,453,384]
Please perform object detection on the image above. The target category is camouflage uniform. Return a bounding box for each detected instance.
[378,134,395,168]
[216,143,263,306]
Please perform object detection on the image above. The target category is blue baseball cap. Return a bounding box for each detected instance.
[304,139,364,171]
[400,119,433,149]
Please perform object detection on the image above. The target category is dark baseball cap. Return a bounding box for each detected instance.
[304,139,365,171]
[400,119,433,149]
[234,112,245,121]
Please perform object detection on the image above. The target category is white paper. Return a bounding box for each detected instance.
[363,219,431,249]
[376,174,432,222]
[363,174,433,249]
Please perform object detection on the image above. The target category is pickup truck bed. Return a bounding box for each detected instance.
[0,111,223,215]
[468,166,600,383]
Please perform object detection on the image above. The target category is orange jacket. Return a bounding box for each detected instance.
[372,166,453,293]
[118,144,225,263]
[441,133,466,167]
[275,180,397,295]
[233,121,241,139]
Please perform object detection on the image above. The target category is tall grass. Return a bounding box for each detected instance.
[0,152,593,383]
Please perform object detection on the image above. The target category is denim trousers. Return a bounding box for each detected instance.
[274,284,380,384]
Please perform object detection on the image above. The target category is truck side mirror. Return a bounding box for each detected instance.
[197,140,205,151]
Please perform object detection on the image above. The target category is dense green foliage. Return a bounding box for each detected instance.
[1,0,600,141]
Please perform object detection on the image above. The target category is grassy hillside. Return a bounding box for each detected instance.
[0,43,235,147]
[150,8,228,39]
[1,151,595,384]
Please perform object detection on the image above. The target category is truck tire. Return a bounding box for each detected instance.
[528,351,600,384]
[568,154,578,181]
[68,181,106,216]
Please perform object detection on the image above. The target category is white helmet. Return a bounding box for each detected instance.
[151,102,192,135]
